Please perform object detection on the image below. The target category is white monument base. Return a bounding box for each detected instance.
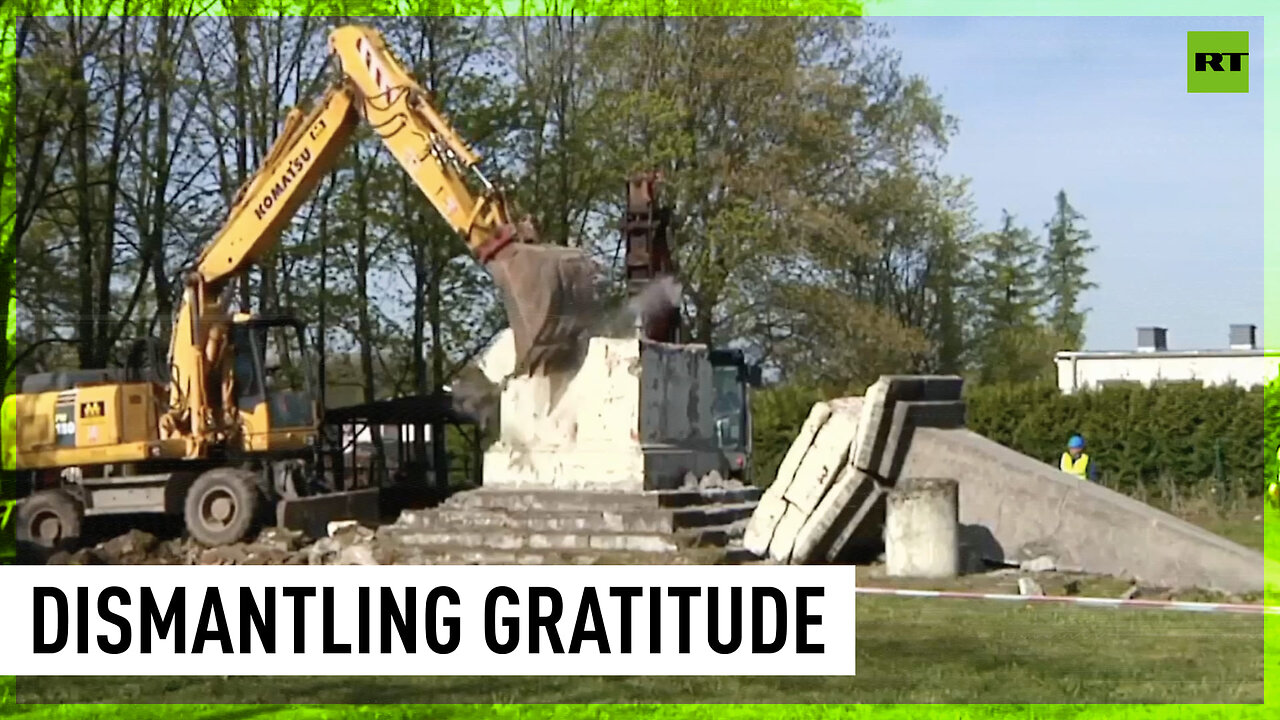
[481,335,723,492]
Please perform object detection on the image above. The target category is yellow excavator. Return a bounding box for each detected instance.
[8,25,598,554]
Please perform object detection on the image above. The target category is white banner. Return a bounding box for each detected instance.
[0,564,856,676]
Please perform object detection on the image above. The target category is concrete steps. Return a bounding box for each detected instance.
[396,503,758,534]
[441,487,762,511]
[377,544,742,566]
[377,486,761,565]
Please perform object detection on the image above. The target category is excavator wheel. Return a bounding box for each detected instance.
[15,489,83,561]
[185,467,262,546]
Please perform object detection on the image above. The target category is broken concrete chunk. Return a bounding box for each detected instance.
[328,520,359,537]
[1020,555,1056,573]
[698,470,726,489]
[1017,577,1044,596]
[1121,584,1140,600]
[96,529,158,562]
[257,526,306,552]
[336,545,379,566]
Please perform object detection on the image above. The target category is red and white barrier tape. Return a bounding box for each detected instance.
[855,586,1279,615]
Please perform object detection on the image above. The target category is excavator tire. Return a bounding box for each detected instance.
[185,467,262,546]
[15,489,82,560]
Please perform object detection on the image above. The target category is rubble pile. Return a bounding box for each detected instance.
[44,524,391,566]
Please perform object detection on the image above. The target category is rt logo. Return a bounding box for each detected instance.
[1187,31,1249,93]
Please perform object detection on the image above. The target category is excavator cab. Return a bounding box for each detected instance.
[228,316,317,453]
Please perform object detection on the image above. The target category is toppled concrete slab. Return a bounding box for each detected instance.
[902,428,1266,594]
[743,401,831,555]
[767,399,862,563]
[792,376,966,564]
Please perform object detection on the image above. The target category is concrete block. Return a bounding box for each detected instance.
[791,465,882,563]
[782,398,863,515]
[763,399,863,563]
[483,337,722,491]
[766,503,811,563]
[821,482,887,563]
[743,401,833,556]
[903,427,1267,593]
[850,378,890,471]
[884,478,959,579]
[778,379,889,565]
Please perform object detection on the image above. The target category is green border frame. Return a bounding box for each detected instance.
[0,0,1275,716]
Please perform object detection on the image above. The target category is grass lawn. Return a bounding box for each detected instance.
[5,591,1265,710]
[2,501,1274,716]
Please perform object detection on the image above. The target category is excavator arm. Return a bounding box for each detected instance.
[167,24,600,457]
[328,25,599,376]
[164,82,361,453]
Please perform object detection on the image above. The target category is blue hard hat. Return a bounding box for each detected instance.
[1068,435,1085,449]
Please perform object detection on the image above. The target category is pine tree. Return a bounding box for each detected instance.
[1041,190,1097,350]
[972,210,1048,383]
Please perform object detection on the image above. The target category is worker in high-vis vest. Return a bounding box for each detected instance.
[1060,435,1096,482]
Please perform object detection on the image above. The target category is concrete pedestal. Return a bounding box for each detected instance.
[482,336,723,491]
[884,477,959,578]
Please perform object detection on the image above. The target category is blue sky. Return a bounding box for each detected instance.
[877,16,1264,352]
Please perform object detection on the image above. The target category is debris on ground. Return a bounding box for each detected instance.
[95,529,159,562]
[257,526,306,552]
[1020,555,1056,573]
[681,470,746,491]
[1121,584,1141,600]
[1018,577,1045,596]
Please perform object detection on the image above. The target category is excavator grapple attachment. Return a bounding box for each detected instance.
[485,242,601,376]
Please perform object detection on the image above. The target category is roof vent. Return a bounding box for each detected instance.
[1229,324,1257,350]
[1137,327,1167,353]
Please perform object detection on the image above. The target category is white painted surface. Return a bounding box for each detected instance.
[1054,351,1276,393]
[484,337,719,491]
[782,398,863,516]
[884,478,960,579]
[478,328,517,384]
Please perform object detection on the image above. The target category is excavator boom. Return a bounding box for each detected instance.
[167,24,600,451]
[329,25,600,375]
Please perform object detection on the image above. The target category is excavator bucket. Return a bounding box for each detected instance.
[485,242,601,375]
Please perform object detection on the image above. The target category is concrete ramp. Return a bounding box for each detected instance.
[902,428,1265,594]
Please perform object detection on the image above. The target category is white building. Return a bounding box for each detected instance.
[1055,325,1277,393]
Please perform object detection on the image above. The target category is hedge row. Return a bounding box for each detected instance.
[965,381,1264,490]
[749,379,1275,492]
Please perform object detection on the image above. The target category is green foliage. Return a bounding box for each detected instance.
[749,377,1271,493]
[1265,375,1280,484]
[965,380,1266,491]
[748,382,828,486]
[1041,190,1096,350]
